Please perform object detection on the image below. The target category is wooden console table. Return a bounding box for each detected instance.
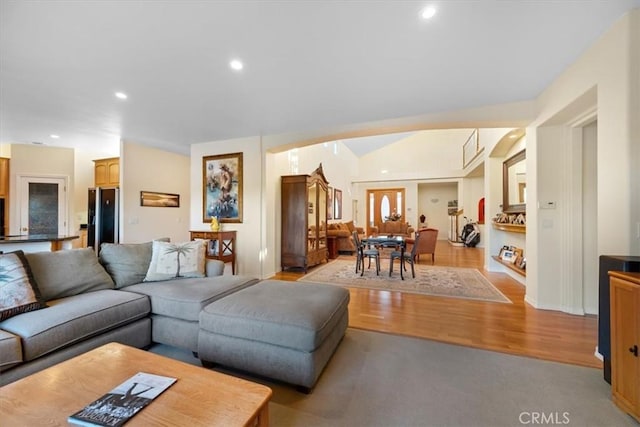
[190,230,236,274]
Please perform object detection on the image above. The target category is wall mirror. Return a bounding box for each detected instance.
[503,149,526,213]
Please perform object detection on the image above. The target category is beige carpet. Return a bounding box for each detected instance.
[151,329,631,427]
[299,258,511,303]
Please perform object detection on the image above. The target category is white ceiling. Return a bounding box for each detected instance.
[1,1,639,156]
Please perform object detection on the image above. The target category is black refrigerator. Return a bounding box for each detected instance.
[88,187,119,253]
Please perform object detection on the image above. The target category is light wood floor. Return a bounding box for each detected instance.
[272,243,601,369]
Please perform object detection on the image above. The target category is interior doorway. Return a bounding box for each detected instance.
[18,175,67,235]
[366,188,405,235]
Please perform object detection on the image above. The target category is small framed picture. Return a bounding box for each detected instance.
[498,246,508,258]
[140,191,180,207]
[501,250,516,263]
[519,257,527,269]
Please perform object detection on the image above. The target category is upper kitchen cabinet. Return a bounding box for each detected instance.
[94,157,119,187]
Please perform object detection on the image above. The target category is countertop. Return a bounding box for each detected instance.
[0,234,79,244]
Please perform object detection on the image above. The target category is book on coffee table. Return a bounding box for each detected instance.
[68,372,177,427]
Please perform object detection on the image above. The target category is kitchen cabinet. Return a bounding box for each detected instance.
[94,157,119,187]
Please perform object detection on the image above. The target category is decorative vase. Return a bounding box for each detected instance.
[210,216,220,232]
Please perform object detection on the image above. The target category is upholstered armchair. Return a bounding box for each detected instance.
[407,228,439,264]
[370,221,414,237]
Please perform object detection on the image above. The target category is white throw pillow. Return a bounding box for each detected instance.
[144,240,206,282]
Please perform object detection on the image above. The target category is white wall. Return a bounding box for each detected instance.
[417,182,457,238]
[355,129,473,182]
[191,137,263,277]
[526,9,639,313]
[583,121,598,314]
[8,144,74,236]
[120,141,190,243]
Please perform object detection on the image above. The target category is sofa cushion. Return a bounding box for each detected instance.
[99,238,172,288]
[125,275,259,322]
[0,289,150,361]
[144,240,207,282]
[344,220,356,233]
[99,241,154,288]
[0,250,47,321]
[25,248,115,301]
[0,329,22,371]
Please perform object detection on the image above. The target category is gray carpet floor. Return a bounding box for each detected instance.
[151,329,637,427]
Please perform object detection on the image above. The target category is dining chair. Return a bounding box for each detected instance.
[352,231,380,276]
[411,228,438,264]
[389,231,420,279]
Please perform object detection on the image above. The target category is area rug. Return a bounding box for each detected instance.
[299,259,511,303]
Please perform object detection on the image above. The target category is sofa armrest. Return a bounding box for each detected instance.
[407,227,415,236]
[356,227,365,234]
[370,226,379,235]
[206,259,225,276]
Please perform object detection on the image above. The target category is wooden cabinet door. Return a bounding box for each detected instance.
[107,159,119,186]
[610,275,640,421]
[94,160,108,187]
[0,157,9,198]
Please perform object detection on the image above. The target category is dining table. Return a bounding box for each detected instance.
[361,235,407,279]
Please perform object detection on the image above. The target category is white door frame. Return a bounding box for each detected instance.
[17,174,68,235]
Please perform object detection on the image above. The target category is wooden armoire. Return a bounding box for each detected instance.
[281,164,329,271]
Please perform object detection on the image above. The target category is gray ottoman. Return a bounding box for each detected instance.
[198,279,349,391]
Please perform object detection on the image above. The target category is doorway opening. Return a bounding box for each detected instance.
[18,175,67,236]
[366,188,405,235]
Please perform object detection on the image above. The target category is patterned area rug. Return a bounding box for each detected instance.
[299,259,511,303]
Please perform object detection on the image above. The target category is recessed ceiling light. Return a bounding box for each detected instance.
[421,6,436,19]
[509,134,518,139]
[50,134,60,139]
[31,141,45,145]
[381,169,388,174]
[115,92,128,100]
[230,59,243,71]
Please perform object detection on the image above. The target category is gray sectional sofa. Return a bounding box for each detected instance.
[0,242,349,391]
[0,244,258,386]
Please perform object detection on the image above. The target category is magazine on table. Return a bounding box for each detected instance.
[68,372,177,427]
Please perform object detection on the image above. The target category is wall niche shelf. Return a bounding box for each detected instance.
[492,255,526,277]
[491,221,526,234]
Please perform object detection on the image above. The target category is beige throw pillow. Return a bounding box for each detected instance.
[144,240,206,282]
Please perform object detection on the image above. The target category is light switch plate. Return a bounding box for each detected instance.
[539,201,556,209]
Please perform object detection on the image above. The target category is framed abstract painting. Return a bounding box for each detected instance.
[202,152,243,223]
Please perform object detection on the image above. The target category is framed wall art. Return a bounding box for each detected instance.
[334,188,343,220]
[140,191,180,207]
[327,186,333,220]
[202,152,243,223]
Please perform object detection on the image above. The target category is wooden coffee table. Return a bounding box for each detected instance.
[0,342,272,426]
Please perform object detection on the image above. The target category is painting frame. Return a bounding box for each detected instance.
[334,188,343,220]
[202,152,243,223]
[140,191,180,208]
[327,186,333,220]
